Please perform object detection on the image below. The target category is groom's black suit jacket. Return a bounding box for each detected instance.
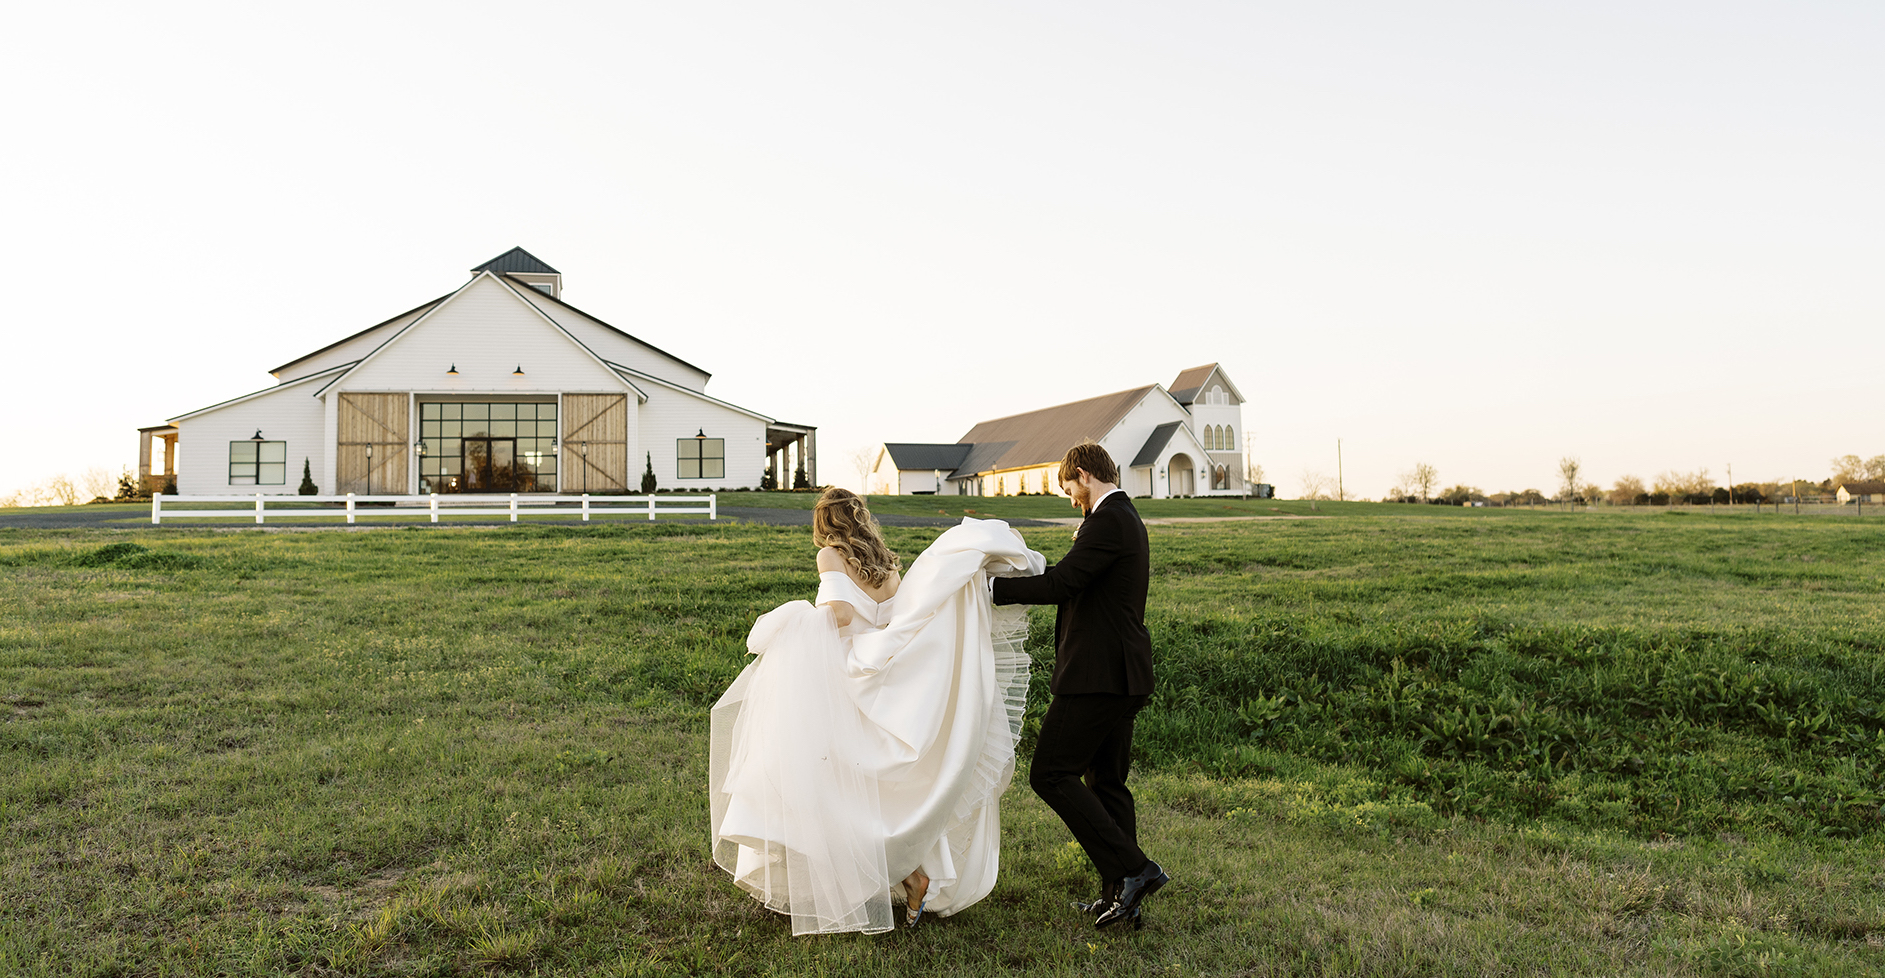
[992,492,1154,696]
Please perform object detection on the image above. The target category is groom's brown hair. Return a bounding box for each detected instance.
[1059,440,1119,485]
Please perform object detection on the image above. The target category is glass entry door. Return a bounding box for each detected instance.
[419,402,558,494]
[463,438,518,492]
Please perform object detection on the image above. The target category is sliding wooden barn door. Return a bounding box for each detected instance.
[561,394,628,492]
[337,393,410,494]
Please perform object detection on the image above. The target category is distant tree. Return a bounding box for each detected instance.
[114,467,142,501]
[793,459,810,490]
[80,467,116,503]
[760,467,776,491]
[1653,469,1714,500]
[298,459,319,495]
[43,474,80,507]
[1830,454,1866,486]
[641,452,657,494]
[1438,484,1484,505]
[1244,433,1265,489]
[1731,483,1769,504]
[1578,482,1601,504]
[1556,457,1582,502]
[1298,470,1334,501]
[1608,475,1646,506]
[850,446,878,492]
[1868,456,1885,481]
[1511,488,1547,506]
[1401,463,1438,501]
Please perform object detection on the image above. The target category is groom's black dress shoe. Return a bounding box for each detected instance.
[1095,861,1168,929]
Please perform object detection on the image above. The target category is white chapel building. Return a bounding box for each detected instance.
[143,248,815,497]
[872,364,1252,499]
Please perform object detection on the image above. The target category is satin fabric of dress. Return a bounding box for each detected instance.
[708,518,1043,935]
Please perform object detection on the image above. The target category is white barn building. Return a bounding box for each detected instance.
[871,364,1252,499]
[144,249,815,497]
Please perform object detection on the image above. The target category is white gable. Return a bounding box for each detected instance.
[511,289,711,391]
[270,300,440,382]
[328,275,629,396]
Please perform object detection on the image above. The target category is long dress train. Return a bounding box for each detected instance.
[708,518,1043,935]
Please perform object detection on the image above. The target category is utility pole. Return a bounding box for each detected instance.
[1337,438,1345,502]
[1727,463,1733,507]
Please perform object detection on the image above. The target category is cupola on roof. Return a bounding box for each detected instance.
[471,247,560,275]
[472,246,562,298]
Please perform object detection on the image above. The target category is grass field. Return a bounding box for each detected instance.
[3,504,1883,975]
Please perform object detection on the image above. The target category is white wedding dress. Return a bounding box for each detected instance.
[709,518,1044,935]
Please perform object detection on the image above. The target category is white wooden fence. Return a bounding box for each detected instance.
[150,493,716,525]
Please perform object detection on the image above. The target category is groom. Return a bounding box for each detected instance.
[993,440,1168,929]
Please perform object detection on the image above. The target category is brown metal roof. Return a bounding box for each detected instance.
[1167,363,1219,404]
[950,386,1156,475]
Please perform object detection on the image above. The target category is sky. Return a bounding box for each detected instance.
[3,2,1880,500]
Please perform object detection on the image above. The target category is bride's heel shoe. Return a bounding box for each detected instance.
[903,871,931,929]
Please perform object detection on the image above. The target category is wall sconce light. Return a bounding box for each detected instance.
[696,429,706,439]
[415,440,426,456]
[550,438,559,453]
[447,364,458,375]
[513,365,525,375]
[251,430,265,443]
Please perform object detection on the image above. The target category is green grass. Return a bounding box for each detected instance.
[3,511,1884,975]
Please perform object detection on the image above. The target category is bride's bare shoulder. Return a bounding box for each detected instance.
[815,546,845,572]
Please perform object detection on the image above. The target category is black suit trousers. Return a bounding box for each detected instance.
[1029,692,1149,883]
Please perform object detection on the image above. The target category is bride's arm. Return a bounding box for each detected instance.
[814,547,856,627]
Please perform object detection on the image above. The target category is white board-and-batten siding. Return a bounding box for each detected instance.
[334,277,632,399]
[271,305,432,381]
[175,382,327,496]
[636,381,766,491]
[1096,391,1189,498]
[511,292,711,392]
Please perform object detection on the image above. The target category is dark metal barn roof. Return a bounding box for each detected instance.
[472,247,559,275]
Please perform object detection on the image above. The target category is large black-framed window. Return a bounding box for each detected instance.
[229,441,286,485]
[677,437,725,480]
[418,401,558,493]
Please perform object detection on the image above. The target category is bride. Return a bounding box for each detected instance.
[709,489,1043,934]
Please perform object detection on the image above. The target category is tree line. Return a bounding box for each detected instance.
[1373,454,1885,506]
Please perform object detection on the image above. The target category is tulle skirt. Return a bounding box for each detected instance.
[708,578,1032,935]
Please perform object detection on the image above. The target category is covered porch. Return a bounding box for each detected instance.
[138,425,178,493]
[765,422,817,489]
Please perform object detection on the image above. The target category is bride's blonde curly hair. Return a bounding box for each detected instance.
[812,488,901,587]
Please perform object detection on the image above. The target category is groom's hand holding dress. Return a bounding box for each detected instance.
[992,482,1167,928]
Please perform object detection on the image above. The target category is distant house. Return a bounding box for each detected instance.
[1835,481,1885,504]
[145,248,816,496]
[873,444,974,495]
[872,364,1248,498]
